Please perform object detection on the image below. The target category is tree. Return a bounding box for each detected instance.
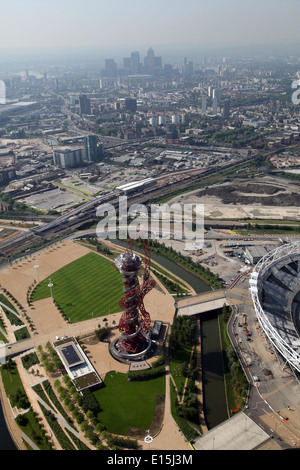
[81,421,89,432]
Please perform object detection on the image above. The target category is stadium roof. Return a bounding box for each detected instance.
[250,242,300,373]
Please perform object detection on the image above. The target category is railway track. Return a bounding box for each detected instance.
[0,152,266,259]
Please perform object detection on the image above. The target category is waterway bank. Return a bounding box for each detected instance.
[107,239,211,294]
[200,309,229,430]
[0,375,19,450]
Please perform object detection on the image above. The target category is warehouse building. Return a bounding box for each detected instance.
[245,246,270,265]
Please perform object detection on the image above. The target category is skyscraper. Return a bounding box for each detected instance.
[84,134,104,163]
[124,98,137,113]
[183,57,193,76]
[105,59,117,76]
[213,88,222,100]
[123,57,131,69]
[202,95,207,113]
[144,48,162,75]
[0,80,6,105]
[166,124,178,141]
[84,134,98,162]
[223,99,231,118]
[144,48,155,74]
[130,51,140,74]
[212,97,218,115]
[79,95,91,115]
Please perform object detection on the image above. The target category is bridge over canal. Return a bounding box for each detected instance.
[175,286,250,317]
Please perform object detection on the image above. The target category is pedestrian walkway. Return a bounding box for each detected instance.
[20,432,40,450]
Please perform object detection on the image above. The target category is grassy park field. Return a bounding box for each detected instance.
[30,252,123,323]
[93,371,165,436]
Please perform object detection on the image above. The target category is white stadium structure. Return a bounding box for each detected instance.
[249,241,300,376]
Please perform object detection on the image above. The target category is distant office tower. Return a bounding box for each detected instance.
[143,47,162,74]
[158,115,166,125]
[171,115,180,124]
[84,134,101,162]
[149,116,158,127]
[53,147,83,168]
[166,124,178,141]
[123,57,131,69]
[181,113,188,124]
[208,86,214,97]
[0,80,6,105]
[163,64,173,78]
[202,95,207,113]
[223,99,231,118]
[212,97,218,115]
[105,59,117,76]
[183,57,193,76]
[144,47,155,74]
[213,88,222,100]
[130,51,140,74]
[124,97,137,112]
[154,56,162,68]
[79,95,91,115]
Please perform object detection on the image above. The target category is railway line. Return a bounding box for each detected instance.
[0,152,266,259]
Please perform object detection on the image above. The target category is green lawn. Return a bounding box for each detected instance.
[30,252,124,323]
[93,371,165,436]
[1,361,26,401]
[169,343,193,398]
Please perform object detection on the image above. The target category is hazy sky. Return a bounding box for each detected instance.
[0,0,300,51]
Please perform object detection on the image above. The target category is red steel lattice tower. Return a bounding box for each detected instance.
[113,238,156,360]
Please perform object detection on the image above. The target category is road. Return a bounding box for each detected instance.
[2,316,110,360]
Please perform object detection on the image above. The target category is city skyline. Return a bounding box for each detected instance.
[1,0,300,54]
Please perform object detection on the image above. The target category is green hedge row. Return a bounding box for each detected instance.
[128,365,166,381]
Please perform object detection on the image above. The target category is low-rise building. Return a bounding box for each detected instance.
[245,246,270,265]
[53,337,102,392]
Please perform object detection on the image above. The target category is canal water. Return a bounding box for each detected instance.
[201,309,229,429]
[109,239,211,294]
[0,398,17,450]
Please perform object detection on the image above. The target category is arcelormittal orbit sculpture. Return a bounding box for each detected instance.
[112,238,156,361]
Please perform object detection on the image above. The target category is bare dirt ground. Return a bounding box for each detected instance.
[171,175,300,221]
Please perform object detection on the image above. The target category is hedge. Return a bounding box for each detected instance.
[127,365,166,381]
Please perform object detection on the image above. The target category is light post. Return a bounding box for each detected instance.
[34,263,39,283]
[48,278,53,300]
[144,430,153,450]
